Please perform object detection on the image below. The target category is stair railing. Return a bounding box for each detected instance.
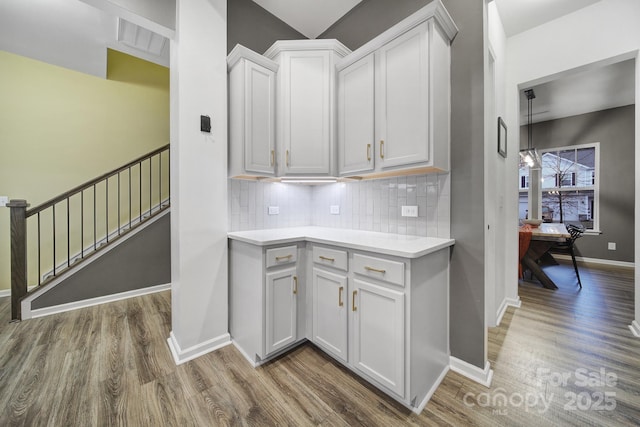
[7,144,170,321]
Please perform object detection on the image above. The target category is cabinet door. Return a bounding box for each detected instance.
[376,22,430,169]
[265,267,298,355]
[338,54,375,175]
[351,279,405,397]
[312,268,348,362]
[281,51,332,175]
[244,61,276,174]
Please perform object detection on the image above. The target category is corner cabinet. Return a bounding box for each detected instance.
[337,1,458,177]
[229,241,304,365]
[265,40,350,176]
[228,45,279,178]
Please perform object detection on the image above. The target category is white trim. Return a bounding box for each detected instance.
[412,364,450,414]
[0,285,38,298]
[23,283,170,320]
[264,39,351,59]
[450,357,493,388]
[629,320,640,338]
[551,253,634,269]
[167,331,231,365]
[227,44,279,72]
[495,296,521,327]
[232,340,259,368]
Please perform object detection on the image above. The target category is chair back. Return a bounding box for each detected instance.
[565,224,585,245]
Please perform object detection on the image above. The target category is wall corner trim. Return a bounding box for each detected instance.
[450,357,493,387]
[167,331,232,365]
[629,320,640,338]
[495,296,521,327]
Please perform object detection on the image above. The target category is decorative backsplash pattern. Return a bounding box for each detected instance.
[229,174,450,238]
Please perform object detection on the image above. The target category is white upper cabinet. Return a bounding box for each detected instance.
[265,40,350,176]
[337,0,458,177]
[337,53,375,175]
[228,45,279,177]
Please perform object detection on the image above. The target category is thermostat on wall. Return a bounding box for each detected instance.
[200,115,211,133]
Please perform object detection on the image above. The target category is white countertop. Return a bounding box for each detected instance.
[228,226,454,258]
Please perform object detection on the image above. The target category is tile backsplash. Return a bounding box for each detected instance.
[229,174,450,238]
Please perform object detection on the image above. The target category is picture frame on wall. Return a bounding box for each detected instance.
[498,116,507,158]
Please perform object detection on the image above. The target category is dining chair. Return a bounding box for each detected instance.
[554,224,585,288]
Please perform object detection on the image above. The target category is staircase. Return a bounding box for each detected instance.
[7,144,170,321]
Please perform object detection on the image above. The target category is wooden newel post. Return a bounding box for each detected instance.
[7,199,29,321]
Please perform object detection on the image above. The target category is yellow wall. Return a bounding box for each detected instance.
[0,49,169,291]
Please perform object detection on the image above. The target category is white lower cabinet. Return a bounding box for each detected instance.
[312,268,348,362]
[265,267,298,355]
[351,279,405,397]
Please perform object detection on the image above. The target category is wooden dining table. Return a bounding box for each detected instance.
[520,223,571,289]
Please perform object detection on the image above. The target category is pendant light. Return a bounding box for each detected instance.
[519,88,541,169]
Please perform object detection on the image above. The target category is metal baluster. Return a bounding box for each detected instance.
[149,157,152,215]
[53,204,56,276]
[37,212,41,285]
[93,184,97,251]
[118,173,121,236]
[129,168,132,229]
[159,152,162,208]
[67,197,70,268]
[81,191,84,258]
[139,161,142,223]
[106,179,109,243]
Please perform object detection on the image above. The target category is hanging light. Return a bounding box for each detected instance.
[519,88,541,169]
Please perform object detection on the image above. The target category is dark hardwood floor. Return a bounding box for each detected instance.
[0,261,638,426]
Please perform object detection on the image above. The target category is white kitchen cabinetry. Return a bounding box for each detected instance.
[265,40,350,176]
[337,1,458,177]
[228,45,278,178]
[229,241,304,365]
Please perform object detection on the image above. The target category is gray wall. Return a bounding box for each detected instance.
[520,105,635,263]
[33,213,171,309]
[228,0,487,369]
[227,0,304,54]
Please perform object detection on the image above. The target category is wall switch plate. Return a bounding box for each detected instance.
[401,205,418,217]
[608,242,616,250]
[0,196,8,207]
[200,115,211,133]
[330,205,340,215]
[268,206,279,215]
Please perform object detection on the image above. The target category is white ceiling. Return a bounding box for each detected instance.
[494,0,601,37]
[252,0,362,39]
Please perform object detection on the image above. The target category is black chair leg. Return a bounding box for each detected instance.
[569,245,582,288]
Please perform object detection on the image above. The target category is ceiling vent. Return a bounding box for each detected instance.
[117,18,167,57]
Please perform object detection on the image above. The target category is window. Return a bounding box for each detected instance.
[519,143,599,231]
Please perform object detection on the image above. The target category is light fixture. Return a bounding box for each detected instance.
[279,177,338,185]
[519,88,541,169]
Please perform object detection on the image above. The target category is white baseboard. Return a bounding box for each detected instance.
[450,357,493,388]
[552,254,634,269]
[0,285,38,298]
[23,283,171,320]
[413,364,450,414]
[232,340,259,367]
[167,331,231,365]
[495,296,521,327]
[629,320,640,338]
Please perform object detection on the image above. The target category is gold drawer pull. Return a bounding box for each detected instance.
[275,254,293,261]
[319,255,335,262]
[293,276,298,294]
[352,290,357,312]
[286,149,290,167]
[366,143,371,161]
[271,149,275,166]
[380,140,384,159]
[364,266,386,274]
[338,286,344,307]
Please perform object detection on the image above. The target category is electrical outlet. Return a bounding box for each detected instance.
[401,205,418,217]
[608,242,616,250]
[268,206,279,215]
[0,196,8,207]
[330,205,340,215]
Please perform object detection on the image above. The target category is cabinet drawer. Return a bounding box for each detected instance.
[352,253,404,287]
[312,246,348,271]
[266,245,298,268]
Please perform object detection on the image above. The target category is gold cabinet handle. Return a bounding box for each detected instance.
[339,286,344,307]
[364,266,386,274]
[275,254,293,261]
[352,290,357,312]
[319,255,335,262]
[380,140,384,159]
[367,143,371,161]
[271,149,275,166]
[293,276,298,294]
[286,150,290,167]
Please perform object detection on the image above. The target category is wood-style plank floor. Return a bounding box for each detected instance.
[0,261,639,426]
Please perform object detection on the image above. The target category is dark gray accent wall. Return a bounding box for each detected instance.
[229,0,487,369]
[33,213,171,309]
[227,0,305,54]
[520,105,635,262]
